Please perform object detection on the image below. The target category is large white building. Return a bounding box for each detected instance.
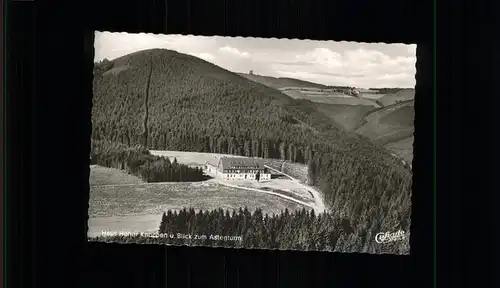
[204,156,271,182]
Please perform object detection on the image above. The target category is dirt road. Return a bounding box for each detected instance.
[208,178,322,214]
[263,165,326,214]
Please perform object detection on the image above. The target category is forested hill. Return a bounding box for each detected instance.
[93,48,327,148]
[92,49,411,236]
[93,49,395,164]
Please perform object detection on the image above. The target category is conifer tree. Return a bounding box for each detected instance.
[159,212,167,233]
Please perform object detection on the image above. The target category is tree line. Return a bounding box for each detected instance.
[91,140,209,183]
[371,88,403,94]
[90,207,409,254]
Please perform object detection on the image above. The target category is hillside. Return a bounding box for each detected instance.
[280,89,379,107]
[315,104,377,131]
[385,136,414,163]
[92,49,412,239]
[355,100,414,162]
[238,73,379,107]
[237,72,328,90]
[356,100,414,145]
[94,49,332,150]
[235,68,413,166]
[235,73,381,131]
[377,88,415,106]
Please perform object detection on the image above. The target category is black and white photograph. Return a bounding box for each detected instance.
[89,32,414,254]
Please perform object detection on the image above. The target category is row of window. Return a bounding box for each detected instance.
[228,166,259,169]
[223,169,263,174]
[222,173,270,178]
[226,174,254,178]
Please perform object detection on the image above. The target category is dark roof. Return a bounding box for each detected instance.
[220,157,265,170]
[205,157,219,167]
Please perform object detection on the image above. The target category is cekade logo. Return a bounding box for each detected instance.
[375,230,407,244]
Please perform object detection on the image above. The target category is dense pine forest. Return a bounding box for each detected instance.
[90,139,208,183]
[91,49,412,253]
[89,207,409,254]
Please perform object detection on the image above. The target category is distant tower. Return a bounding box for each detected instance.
[249,70,254,75]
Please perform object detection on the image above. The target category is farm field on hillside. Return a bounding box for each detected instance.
[378,89,415,106]
[385,136,414,163]
[361,100,414,123]
[379,105,414,127]
[360,93,386,100]
[281,89,380,107]
[358,125,413,146]
[356,101,414,145]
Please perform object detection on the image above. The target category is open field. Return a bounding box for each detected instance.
[89,181,305,237]
[379,105,414,127]
[360,93,386,100]
[361,100,414,123]
[90,165,145,186]
[280,89,380,107]
[90,181,304,217]
[356,100,414,145]
[385,136,414,163]
[378,89,415,106]
[88,214,162,238]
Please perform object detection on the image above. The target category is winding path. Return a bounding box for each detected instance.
[263,165,326,214]
[208,179,320,213]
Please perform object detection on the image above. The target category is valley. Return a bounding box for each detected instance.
[239,72,415,162]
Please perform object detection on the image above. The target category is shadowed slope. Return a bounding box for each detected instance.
[378,88,415,106]
[356,100,414,145]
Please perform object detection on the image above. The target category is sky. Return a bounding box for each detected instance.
[94,31,416,89]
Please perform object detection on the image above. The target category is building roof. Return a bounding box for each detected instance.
[205,156,220,167]
[219,157,265,170]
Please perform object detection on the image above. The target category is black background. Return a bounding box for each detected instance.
[5,0,495,287]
